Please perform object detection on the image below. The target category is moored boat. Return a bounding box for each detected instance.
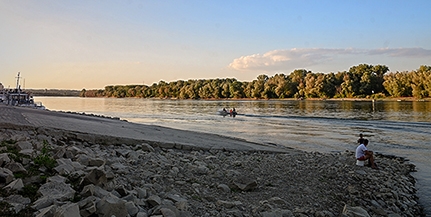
[0,72,45,109]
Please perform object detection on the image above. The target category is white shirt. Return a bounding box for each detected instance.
[356,144,367,159]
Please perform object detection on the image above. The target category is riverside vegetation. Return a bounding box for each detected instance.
[0,125,424,216]
[79,64,431,100]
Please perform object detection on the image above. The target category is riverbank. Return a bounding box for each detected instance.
[0,105,425,216]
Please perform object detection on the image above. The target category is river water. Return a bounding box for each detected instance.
[35,97,431,214]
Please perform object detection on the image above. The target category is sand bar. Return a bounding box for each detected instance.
[0,104,292,153]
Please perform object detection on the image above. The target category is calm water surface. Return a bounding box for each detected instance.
[35,97,431,214]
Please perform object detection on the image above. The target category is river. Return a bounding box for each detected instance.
[35,97,431,214]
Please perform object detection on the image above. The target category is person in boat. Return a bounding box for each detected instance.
[230,108,237,117]
[355,139,378,169]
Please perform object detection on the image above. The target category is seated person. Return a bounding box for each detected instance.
[355,139,378,169]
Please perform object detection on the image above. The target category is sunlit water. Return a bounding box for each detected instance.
[36,97,431,214]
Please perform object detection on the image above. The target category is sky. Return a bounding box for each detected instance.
[1,0,431,90]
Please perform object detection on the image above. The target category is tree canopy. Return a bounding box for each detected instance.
[80,64,431,99]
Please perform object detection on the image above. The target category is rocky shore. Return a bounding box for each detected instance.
[0,123,424,217]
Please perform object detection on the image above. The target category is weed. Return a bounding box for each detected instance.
[13,172,26,179]
[20,184,40,201]
[34,141,56,170]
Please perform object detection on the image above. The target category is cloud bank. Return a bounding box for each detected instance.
[229,48,431,72]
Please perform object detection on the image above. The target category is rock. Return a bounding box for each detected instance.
[38,181,76,201]
[5,194,31,214]
[147,195,162,207]
[111,162,128,170]
[32,196,55,210]
[78,196,98,217]
[216,200,243,209]
[217,183,231,193]
[19,149,34,157]
[160,207,176,217]
[232,176,258,191]
[267,197,288,207]
[3,178,24,191]
[342,205,370,217]
[0,168,14,184]
[16,140,33,150]
[355,170,367,175]
[0,153,11,166]
[5,162,27,173]
[47,175,67,183]
[141,143,155,152]
[96,194,128,217]
[261,208,294,217]
[125,201,139,216]
[54,202,80,217]
[35,205,57,217]
[88,158,105,167]
[136,187,147,199]
[54,158,85,175]
[80,168,108,187]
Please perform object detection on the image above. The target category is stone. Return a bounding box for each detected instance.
[35,205,57,217]
[96,194,128,217]
[141,143,155,152]
[32,196,55,210]
[160,207,176,217]
[5,194,31,214]
[125,201,139,216]
[0,168,14,184]
[342,205,370,217]
[80,168,108,187]
[54,202,80,217]
[115,185,128,197]
[19,149,34,157]
[3,178,24,191]
[78,196,98,217]
[5,162,27,173]
[88,158,105,167]
[54,158,85,174]
[216,200,243,209]
[267,197,288,206]
[217,183,231,193]
[147,195,162,207]
[232,176,258,191]
[136,187,147,199]
[260,208,294,217]
[16,140,33,150]
[38,181,76,201]
[47,175,67,183]
[111,162,128,170]
[0,153,11,166]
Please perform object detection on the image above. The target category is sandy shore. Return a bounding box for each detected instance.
[0,104,293,153]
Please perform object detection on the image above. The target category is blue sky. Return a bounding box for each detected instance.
[1,0,430,89]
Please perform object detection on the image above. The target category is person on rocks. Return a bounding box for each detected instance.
[356,139,378,169]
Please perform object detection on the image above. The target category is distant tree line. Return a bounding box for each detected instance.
[28,89,81,97]
[80,64,431,99]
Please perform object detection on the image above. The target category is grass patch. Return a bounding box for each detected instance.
[33,141,56,170]
[19,184,40,201]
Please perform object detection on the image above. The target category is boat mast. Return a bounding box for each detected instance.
[15,72,21,90]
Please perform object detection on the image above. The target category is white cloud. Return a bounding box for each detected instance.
[367,48,431,57]
[229,48,431,72]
